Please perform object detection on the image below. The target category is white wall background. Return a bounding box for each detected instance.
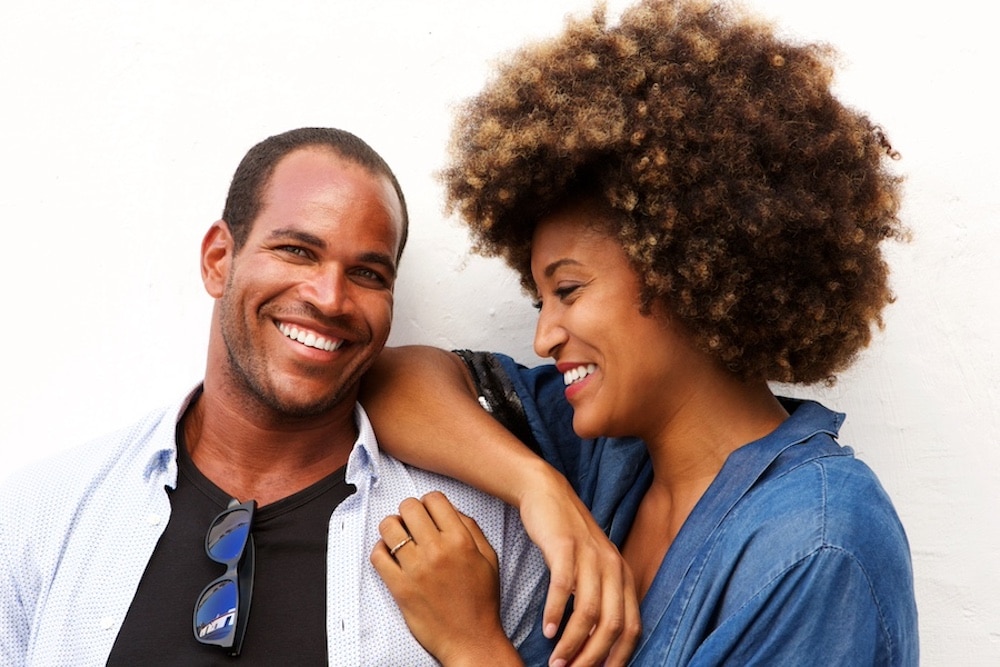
[0,0,996,663]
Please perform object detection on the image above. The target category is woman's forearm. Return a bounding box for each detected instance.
[361,345,550,506]
[362,345,641,664]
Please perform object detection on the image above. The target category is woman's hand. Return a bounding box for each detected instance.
[516,462,641,667]
[362,347,639,664]
[371,491,523,667]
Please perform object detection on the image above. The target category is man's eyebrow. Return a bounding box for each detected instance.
[268,227,326,249]
[360,251,397,278]
[268,228,397,278]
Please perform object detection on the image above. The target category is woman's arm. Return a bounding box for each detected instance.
[363,346,540,503]
[361,346,639,667]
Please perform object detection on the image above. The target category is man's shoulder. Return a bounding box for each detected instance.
[395,459,514,514]
[0,404,177,512]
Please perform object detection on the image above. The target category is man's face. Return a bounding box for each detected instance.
[210,147,404,419]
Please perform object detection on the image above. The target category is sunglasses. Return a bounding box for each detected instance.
[193,498,257,656]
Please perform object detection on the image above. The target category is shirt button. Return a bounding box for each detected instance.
[99,617,115,630]
[146,514,161,526]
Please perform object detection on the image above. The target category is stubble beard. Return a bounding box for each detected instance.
[218,293,358,421]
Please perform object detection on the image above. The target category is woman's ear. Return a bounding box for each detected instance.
[201,220,233,298]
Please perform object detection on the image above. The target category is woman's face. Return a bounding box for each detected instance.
[531,200,701,440]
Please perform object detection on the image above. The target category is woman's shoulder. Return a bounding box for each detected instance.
[712,439,912,605]
[701,445,917,660]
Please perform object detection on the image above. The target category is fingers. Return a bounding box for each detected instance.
[540,536,575,638]
[550,556,603,663]
[397,495,439,544]
[371,526,405,588]
[513,474,639,665]
[602,566,641,667]
[456,510,499,571]
[378,511,412,551]
[377,492,482,569]
[551,548,639,667]
[558,562,621,667]
[418,490,467,534]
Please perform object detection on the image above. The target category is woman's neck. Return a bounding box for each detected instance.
[641,370,788,491]
[622,371,788,598]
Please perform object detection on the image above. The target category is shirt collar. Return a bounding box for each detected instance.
[142,387,385,488]
[345,403,387,485]
[718,398,846,483]
[140,383,203,489]
[772,397,845,445]
[636,398,850,650]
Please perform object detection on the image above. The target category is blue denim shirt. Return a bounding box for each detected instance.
[474,353,918,666]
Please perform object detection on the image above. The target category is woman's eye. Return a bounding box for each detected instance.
[554,285,580,300]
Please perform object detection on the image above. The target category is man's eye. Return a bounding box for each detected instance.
[278,246,309,257]
[354,267,389,286]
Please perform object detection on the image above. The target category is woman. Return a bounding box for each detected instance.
[365,0,918,664]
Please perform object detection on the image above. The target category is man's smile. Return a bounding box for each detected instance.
[276,321,345,352]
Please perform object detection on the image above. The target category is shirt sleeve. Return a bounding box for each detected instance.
[0,486,31,667]
[453,350,589,491]
[684,546,915,666]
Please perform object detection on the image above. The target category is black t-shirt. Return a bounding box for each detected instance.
[107,425,355,665]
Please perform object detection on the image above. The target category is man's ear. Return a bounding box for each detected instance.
[202,220,234,298]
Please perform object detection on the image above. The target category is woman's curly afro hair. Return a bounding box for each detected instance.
[442,0,905,385]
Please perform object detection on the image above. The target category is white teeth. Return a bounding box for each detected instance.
[563,364,597,386]
[277,323,344,352]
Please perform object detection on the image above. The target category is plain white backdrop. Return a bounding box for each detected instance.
[1,1,997,663]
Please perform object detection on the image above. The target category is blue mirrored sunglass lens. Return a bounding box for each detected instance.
[195,579,238,642]
[207,508,251,562]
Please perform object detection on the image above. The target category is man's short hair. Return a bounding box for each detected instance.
[222,127,409,260]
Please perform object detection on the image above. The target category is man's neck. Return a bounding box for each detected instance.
[182,386,358,506]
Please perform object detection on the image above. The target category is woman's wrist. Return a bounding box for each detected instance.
[513,457,570,509]
[437,632,523,667]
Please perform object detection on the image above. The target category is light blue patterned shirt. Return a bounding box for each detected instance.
[0,386,549,666]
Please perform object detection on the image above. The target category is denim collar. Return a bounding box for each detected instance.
[636,398,848,652]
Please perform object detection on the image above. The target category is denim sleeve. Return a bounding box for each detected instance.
[453,350,588,494]
[683,546,917,666]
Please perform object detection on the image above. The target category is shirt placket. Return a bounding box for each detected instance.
[326,476,368,665]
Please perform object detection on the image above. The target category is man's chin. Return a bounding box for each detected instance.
[266,389,352,420]
[222,349,362,421]
[237,378,353,421]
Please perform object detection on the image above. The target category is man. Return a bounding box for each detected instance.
[0,128,560,664]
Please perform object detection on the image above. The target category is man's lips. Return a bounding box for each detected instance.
[276,321,345,352]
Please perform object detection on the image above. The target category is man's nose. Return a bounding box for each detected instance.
[302,267,352,316]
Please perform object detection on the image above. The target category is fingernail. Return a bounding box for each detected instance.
[550,660,567,667]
